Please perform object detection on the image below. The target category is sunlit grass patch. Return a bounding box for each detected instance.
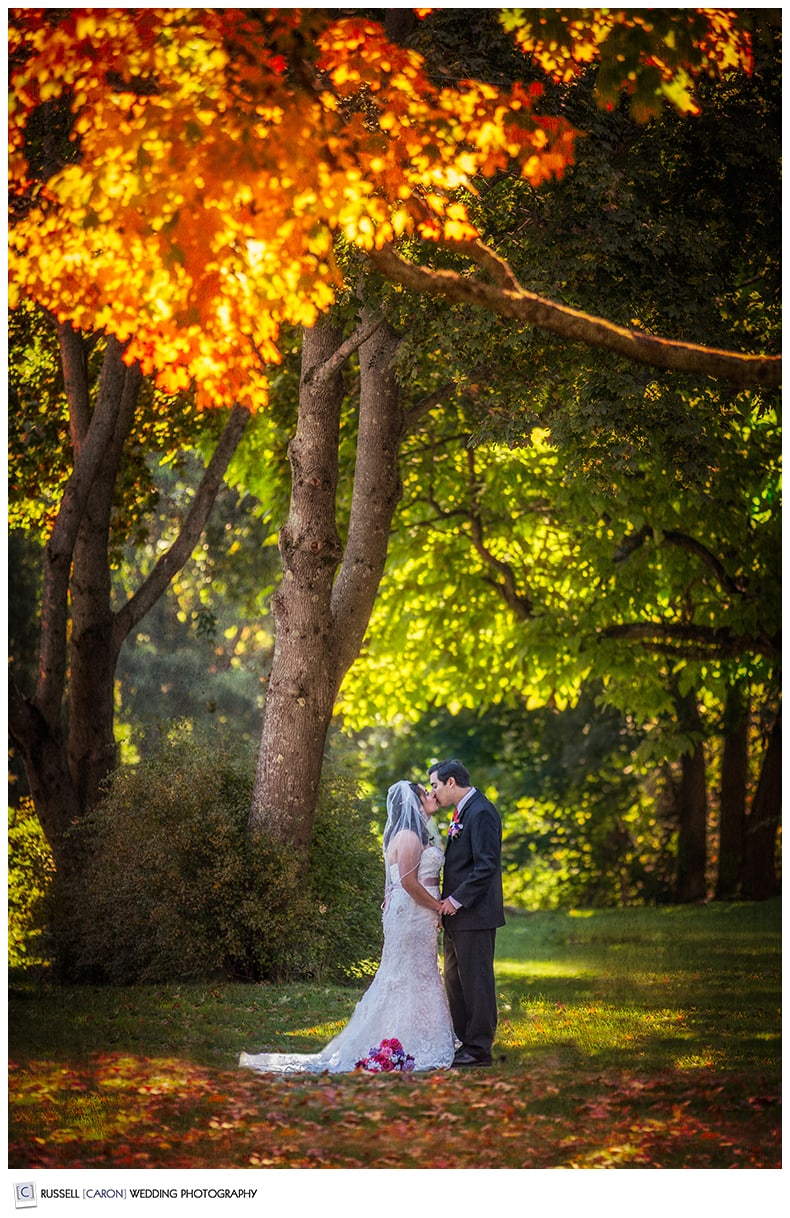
[498,997,690,1056]
[674,1050,727,1069]
[277,1019,346,1046]
[496,958,597,980]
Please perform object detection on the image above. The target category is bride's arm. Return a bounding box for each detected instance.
[389,832,442,913]
[400,866,442,912]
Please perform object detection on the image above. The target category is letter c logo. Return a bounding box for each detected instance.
[15,1183,36,1207]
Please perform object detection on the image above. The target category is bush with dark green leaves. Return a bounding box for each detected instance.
[67,731,383,984]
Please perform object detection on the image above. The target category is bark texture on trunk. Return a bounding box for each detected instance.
[68,354,141,810]
[741,712,781,899]
[332,318,404,674]
[250,318,405,853]
[251,322,347,853]
[715,688,748,899]
[675,695,709,903]
[8,681,83,877]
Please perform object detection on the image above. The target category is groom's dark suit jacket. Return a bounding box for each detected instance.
[442,789,505,931]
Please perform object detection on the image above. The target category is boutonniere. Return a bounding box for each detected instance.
[447,807,463,839]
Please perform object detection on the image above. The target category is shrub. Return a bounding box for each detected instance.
[69,728,383,984]
[8,798,56,967]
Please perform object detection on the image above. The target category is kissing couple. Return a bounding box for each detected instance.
[240,759,505,1073]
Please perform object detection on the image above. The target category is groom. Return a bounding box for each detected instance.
[429,759,505,1068]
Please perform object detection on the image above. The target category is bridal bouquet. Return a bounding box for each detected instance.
[355,1038,415,1073]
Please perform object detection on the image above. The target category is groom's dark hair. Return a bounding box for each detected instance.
[429,759,471,787]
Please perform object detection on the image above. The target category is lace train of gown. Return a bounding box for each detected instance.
[239,845,456,1074]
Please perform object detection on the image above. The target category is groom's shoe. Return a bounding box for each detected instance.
[451,1048,492,1068]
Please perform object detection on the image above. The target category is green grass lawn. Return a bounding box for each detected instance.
[8,900,781,1169]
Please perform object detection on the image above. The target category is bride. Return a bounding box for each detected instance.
[239,780,456,1073]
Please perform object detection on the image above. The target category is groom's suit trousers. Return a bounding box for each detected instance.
[443,925,498,1058]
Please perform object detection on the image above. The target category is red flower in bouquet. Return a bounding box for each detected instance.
[355,1038,415,1072]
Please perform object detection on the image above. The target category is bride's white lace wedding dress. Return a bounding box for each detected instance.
[239,844,456,1074]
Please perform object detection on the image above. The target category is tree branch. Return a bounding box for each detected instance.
[369,243,781,390]
[614,523,749,596]
[598,620,778,658]
[403,380,458,433]
[112,403,251,652]
[465,447,534,619]
[446,238,523,291]
[331,319,404,676]
[303,314,385,388]
[58,320,91,447]
[661,530,749,596]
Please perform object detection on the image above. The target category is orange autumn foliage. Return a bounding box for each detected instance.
[8,8,752,409]
[502,8,753,119]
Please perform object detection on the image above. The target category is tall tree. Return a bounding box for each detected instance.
[8,309,250,876]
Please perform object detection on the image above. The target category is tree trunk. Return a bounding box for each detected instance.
[250,317,405,853]
[741,712,781,899]
[250,322,346,854]
[715,686,748,899]
[9,327,251,876]
[7,683,83,879]
[8,332,134,866]
[675,695,709,903]
[69,355,141,811]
